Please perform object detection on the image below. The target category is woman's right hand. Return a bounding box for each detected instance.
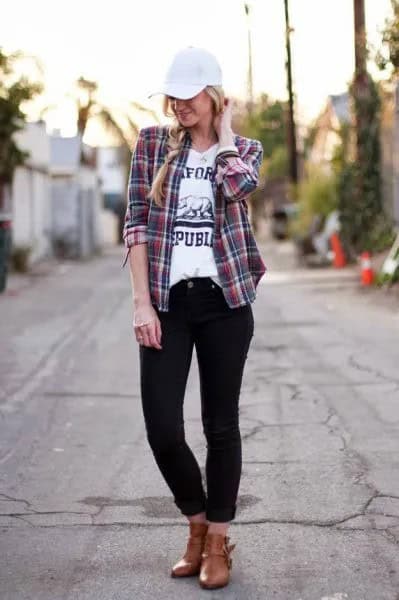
[133,303,162,350]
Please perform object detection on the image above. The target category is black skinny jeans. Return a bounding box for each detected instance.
[139,276,254,522]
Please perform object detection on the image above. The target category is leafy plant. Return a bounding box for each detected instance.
[234,94,289,233]
[376,0,399,79]
[267,146,288,179]
[337,74,393,255]
[235,94,287,160]
[10,244,32,272]
[0,48,43,186]
[290,167,338,237]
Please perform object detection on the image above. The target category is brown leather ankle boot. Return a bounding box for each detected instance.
[199,532,236,589]
[171,522,208,578]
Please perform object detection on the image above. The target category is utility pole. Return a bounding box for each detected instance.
[353,0,368,168]
[354,0,366,75]
[244,2,254,114]
[284,0,298,184]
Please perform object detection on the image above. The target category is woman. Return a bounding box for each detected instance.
[123,46,266,590]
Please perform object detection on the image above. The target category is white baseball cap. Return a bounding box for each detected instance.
[149,47,223,100]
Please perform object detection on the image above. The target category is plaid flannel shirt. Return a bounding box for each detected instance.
[122,125,267,312]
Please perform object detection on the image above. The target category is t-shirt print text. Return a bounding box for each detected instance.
[181,165,215,182]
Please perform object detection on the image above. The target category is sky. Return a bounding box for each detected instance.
[1,0,394,144]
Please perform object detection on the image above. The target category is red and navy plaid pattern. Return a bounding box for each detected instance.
[122,126,267,311]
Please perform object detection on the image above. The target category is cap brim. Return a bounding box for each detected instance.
[148,82,206,100]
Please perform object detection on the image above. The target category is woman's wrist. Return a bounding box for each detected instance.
[218,126,234,147]
[133,292,152,308]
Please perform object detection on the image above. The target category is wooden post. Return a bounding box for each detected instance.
[244,3,254,115]
[284,0,298,184]
[394,81,399,225]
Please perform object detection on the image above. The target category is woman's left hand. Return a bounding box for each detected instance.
[213,98,234,139]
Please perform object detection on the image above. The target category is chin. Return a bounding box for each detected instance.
[178,116,198,128]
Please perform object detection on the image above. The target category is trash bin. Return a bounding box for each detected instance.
[271,203,298,240]
[0,217,12,293]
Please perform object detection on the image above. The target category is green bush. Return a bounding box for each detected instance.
[289,167,338,238]
[11,245,32,272]
[267,146,288,179]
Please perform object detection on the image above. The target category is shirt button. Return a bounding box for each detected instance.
[187,280,194,288]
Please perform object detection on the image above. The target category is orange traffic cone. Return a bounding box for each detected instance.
[330,232,346,268]
[360,251,374,286]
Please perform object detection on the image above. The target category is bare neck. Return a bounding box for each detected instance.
[188,120,218,152]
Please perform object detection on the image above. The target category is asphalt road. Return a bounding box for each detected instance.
[1,243,399,600]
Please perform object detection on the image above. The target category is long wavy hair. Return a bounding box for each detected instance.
[149,85,225,206]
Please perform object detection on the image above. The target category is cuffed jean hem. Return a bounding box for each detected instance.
[177,498,207,517]
[206,506,236,523]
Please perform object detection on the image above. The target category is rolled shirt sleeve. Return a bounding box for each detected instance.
[215,139,263,202]
[122,129,150,266]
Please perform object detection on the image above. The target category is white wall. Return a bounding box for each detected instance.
[51,178,80,256]
[78,166,104,254]
[12,124,119,263]
[12,169,52,262]
[97,147,125,194]
[100,210,119,246]
[14,121,50,168]
[12,122,52,263]
[51,167,108,258]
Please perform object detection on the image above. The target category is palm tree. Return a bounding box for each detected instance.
[67,77,160,242]
[40,76,159,180]
[73,77,159,180]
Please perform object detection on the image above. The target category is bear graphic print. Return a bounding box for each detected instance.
[169,146,221,288]
[177,195,213,222]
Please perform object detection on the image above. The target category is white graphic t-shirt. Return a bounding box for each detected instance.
[169,144,222,288]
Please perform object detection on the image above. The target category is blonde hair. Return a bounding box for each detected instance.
[149,85,225,206]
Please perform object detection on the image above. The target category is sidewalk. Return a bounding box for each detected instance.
[2,250,109,297]
[258,233,399,312]
[3,259,69,296]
